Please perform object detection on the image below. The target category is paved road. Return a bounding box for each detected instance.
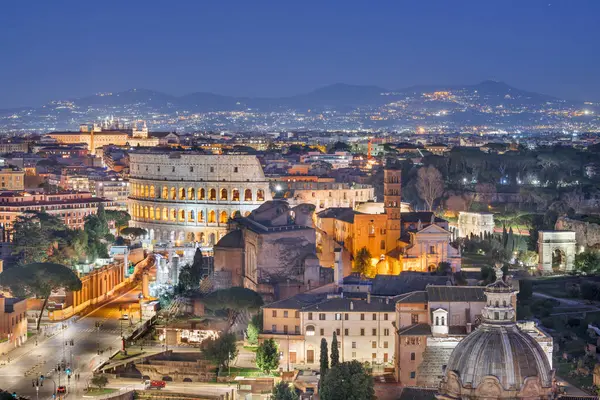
[106,378,238,398]
[0,287,144,399]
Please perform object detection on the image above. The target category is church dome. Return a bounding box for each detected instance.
[438,265,555,400]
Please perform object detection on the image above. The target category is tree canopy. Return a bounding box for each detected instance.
[256,338,279,374]
[203,332,238,369]
[320,338,329,379]
[0,263,82,331]
[11,211,66,264]
[202,287,263,331]
[319,361,375,400]
[416,165,444,210]
[177,248,206,293]
[353,247,372,277]
[330,332,339,367]
[271,381,298,400]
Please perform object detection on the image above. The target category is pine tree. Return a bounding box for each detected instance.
[502,225,508,248]
[331,332,340,367]
[320,338,329,380]
[507,227,515,253]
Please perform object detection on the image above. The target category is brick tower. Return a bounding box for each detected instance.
[384,164,402,251]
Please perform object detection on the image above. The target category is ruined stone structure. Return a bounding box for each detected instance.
[537,231,576,273]
[457,211,494,238]
[556,216,600,250]
[128,150,272,245]
[438,266,555,400]
[213,200,321,294]
[135,351,216,382]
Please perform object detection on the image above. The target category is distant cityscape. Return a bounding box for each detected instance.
[1,81,598,135]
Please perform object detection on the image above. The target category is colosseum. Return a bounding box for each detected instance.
[128,150,272,245]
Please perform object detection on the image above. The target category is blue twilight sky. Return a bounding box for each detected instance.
[0,0,599,108]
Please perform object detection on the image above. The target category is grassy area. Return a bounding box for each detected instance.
[84,388,118,396]
[554,359,593,393]
[27,332,35,338]
[243,345,258,352]
[224,367,275,378]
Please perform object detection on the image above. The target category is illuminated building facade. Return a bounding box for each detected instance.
[128,150,272,245]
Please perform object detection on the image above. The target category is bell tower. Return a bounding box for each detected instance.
[384,163,402,251]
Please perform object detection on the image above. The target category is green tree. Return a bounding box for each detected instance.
[328,141,352,153]
[330,332,340,367]
[246,312,262,346]
[271,381,298,400]
[436,261,452,276]
[91,375,108,389]
[574,251,600,274]
[202,287,263,331]
[256,338,279,374]
[320,338,329,379]
[320,361,375,400]
[119,227,147,240]
[0,263,82,331]
[178,248,206,293]
[11,211,67,264]
[105,210,131,234]
[580,282,600,301]
[353,247,372,276]
[203,332,238,369]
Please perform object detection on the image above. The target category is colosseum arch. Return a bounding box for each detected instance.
[170,187,176,200]
[188,210,195,222]
[244,189,252,201]
[219,211,228,224]
[162,208,168,221]
[155,207,161,220]
[209,189,217,201]
[188,187,195,200]
[178,209,185,222]
[209,233,216,245]
[197,232,205,244]
[149,186,156,198]
[179,187,185,200]
[208,210,216,223]
[170,208,177,221]
[538,231,576,273]
[162,186,168,199]
[232,189,240,201]
[198,188,205,200]
[143,185,149,197]
[149,207,155,220]
[220,188,228,201]
[257,189,265,201]
[198,210,204,222]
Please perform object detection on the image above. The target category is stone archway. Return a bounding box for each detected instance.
[538,231,576,273]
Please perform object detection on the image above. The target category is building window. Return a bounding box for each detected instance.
[344,328,349,336]
[308,312,313,320]
[336,328,341,335]
[360,329,365,336]
[272,310,277,318]
[210,167,214,173]
[429,245,436,254]
[411,314,419,324]
[319,313,326,321]
[494,312,499,320]
[352,352,356,358]
[352,342,357,349]
[384,341,389,349]
[335,313,342,321]
[190,167,194,172]
[234,167,238,173]
[360,313,365,321]
[372,353,377,360]
[372,313,377,321]
[372,328,377,336]
[384,313,388,321]
[306,326,315,336]
[410,371,416,379]
[283,311,288,318]
[272,325,276,332]
[410,352,415,361]
[320,328,325,336]
[380,240,385,250]
[295,326,300,334]
[344,313,349,320]
[295,311,300,318]
[372,341,377,349]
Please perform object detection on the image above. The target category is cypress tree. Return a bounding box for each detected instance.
[320,338,329,380]
[331,332,340,367]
